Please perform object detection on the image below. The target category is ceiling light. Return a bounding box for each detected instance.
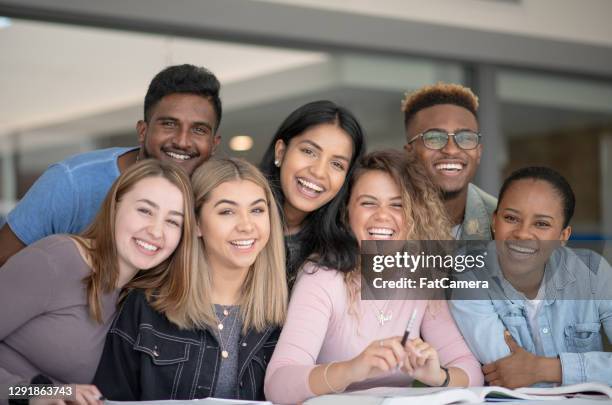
[0,17,12,29]
[229,135,253,151]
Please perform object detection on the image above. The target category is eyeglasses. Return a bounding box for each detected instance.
[408,129,481,150]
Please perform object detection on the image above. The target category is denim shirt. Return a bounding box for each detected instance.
[93,290,280,401]
[450,245,612,385]
[459,184,497,241]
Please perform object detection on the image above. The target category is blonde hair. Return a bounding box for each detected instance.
[189,157,287,333]
[78,159,197,324]
[401,82,479,131]
[343,150,452,308]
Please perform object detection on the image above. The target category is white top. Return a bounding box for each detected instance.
[523,282,546,355]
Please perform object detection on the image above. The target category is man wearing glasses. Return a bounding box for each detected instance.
[402,83,496,240]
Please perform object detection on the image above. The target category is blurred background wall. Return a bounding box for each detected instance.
[1,0,611,238]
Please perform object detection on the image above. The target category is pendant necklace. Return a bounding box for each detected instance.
[215,305,239,359]
[362,281,392,326]
[217,306,231,329]
[370,300,392,326]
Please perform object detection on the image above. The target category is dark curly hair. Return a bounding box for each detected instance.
[401,82,479,131]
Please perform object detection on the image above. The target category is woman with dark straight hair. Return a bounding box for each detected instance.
[260,100,365,283]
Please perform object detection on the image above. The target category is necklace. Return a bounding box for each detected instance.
[369,300,392,326]
[215,305,239,359]
[216,306,231,329]
[361,278,393,326]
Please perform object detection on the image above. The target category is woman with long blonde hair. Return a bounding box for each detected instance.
[94,158,287,401]
[265,150,483,404]
[0,159,192,405]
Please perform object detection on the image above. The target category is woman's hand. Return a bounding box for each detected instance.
[483,331,561,388]
[311,336,406,395]
[401,338,446,387]
[346,336,405,383]
[69,385,103,405]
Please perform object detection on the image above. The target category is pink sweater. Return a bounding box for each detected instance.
[264,264,483,404]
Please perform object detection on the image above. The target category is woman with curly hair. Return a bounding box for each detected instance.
[265,150,482,405]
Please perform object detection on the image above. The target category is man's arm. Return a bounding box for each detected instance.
[0,224,25,267]
[3,163,77,263]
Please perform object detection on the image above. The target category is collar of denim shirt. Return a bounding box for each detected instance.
[485,242,577,306]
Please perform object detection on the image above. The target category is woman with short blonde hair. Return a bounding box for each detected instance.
[189,157,288,333]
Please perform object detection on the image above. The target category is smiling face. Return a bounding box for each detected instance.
[348,170,408,243]
[198,179,270,273]
[114,176,184,275]
[405,104,481,197]
[138,93,221,175]
[493,179,571,277]
[275,123,353,228]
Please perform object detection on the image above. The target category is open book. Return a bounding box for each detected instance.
[517,383,612,400]
[303,382,612,405]
[104,398,271,405]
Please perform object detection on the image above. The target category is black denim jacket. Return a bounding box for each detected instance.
[93,290,280,401]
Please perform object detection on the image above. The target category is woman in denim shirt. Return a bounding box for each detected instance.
[94,158,288,400]
[450,166,612,388]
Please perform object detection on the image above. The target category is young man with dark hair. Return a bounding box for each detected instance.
[403,82,496,240]
[0,64,222,266]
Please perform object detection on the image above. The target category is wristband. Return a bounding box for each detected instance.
[439,366,450,387]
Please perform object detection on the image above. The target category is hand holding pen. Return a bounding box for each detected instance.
[400,308,418,346]
[400,309,448,387]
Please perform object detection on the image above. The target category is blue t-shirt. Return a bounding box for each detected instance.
[7,147,136,245]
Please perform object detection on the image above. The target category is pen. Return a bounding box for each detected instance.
[401,308,418,346]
